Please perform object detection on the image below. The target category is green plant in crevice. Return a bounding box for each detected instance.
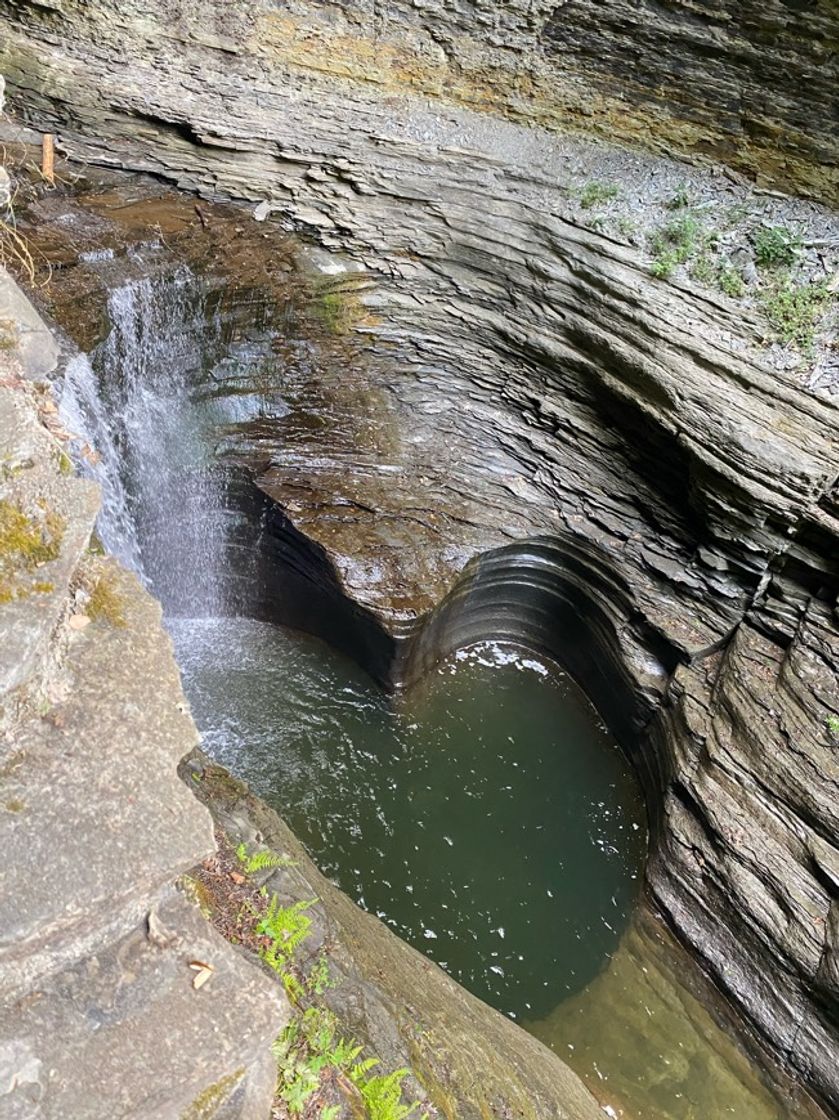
[759,276,833,352]
[235,841,294,874]
[666,184,692,210]
[717,263,746,298]
[306,951,336,996]
[648,212,705,279]
[257,895,316,976]
[689,251,716,286]
[272,1004,424,1119]
[351,1065,423,1120]
[307,273,367,336]
[753,225,802,269]
[826,715,839,742]
[615,216,637,241]
[579,180,619,209]
[226,842,426,1120]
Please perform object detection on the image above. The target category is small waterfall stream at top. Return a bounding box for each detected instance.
[59,256,275,618]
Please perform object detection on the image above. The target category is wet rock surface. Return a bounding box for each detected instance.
[1,0,839,1111]
[0,275,287,1119]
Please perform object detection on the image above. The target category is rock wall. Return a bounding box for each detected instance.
[2,0,837,201]
[2,0,838,1112]
[0,270,287,1118]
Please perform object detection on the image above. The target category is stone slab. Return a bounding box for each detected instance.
[0,887,287,1120]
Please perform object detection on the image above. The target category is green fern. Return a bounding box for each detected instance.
[257,895,316,973]
[273,1007,366,1113]
[235,842,294,875]
[352,1064,421,1120]
[282,969,306,1004]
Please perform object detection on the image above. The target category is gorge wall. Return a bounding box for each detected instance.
[0,270,288,1118]
[3,0,839,202]
[2,0,839,1115]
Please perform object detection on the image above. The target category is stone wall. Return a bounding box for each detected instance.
[3,0,838,200]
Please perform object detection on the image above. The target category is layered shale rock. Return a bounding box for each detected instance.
[3,0,838,200]
[1,0,838,1113]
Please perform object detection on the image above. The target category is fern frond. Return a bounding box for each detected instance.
[235,842,294,875]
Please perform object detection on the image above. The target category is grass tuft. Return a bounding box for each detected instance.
[753,226,801,269]
[759,276,833,352]
[579,181,619,209]
[649,213,703,278]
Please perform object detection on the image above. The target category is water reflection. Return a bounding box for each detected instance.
[529,913,792,1120]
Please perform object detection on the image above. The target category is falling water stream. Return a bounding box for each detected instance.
[47,189,815,1120]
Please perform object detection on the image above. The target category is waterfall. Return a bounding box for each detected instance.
[59,263,239,617]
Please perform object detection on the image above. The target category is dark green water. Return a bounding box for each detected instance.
[168,617,810,1119]
[168,617,646,1022]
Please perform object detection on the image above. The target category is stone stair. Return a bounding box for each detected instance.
[0,270,286,1118]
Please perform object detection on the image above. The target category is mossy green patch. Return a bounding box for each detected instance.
[307,273,371,337]
[87,568,127,626]
[200,763,247,806]
[0,320,17,351]
[0,498,65,603]
[178,874,216,920]
[180,1068,245,1120]
[55,448,74,476]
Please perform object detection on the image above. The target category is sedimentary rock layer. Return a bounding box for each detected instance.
[3,0,838,200]
[2,0,838,1111]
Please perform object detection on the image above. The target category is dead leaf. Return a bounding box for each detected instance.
[230,871,245,885]
[192,967,213,990]
[68,614,91,630]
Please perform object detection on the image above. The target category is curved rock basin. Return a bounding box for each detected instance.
[167,617,646,1020]
[32,174,822,1120]
[166,616,794,1120]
